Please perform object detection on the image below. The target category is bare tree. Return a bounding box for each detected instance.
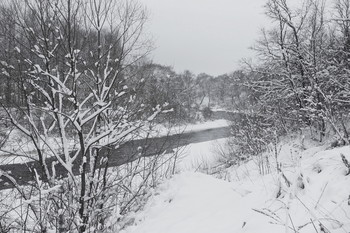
[0,0,171,232]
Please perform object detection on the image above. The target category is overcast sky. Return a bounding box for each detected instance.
[140,0,269,76]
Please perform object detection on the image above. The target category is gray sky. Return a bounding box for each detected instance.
[141,0,269,76]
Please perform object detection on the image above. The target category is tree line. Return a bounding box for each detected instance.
[1,0,349,231]
[227,0,350,165]
[0,0,249,231]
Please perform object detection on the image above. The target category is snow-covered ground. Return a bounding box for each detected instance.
[4,118,350,233]
[121,132,350,233]
[173,138,227,172]
[149,119,229,137]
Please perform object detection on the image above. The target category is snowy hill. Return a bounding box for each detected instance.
[121,172,268,233]
[121,135,350,233]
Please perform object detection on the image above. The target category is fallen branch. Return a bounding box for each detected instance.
[340,153,350,175]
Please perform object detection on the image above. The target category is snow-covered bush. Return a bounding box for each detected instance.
[0,0,173,232]
[229,112,276,161]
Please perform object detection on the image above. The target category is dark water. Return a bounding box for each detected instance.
[0,125,231,190]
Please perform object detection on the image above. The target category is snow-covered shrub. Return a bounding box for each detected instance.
[0,0,174,232]
[230,112,276,159]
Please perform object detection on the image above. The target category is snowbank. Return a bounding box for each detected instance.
[121,172,280,233]
[122,135,350,233]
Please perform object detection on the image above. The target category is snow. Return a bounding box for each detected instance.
[121,133,350,233]
[0,129,77,164]
[4,117,350,233]
[150,119,229,138]
[123,172,241,233]
[179,119,228,132]
[174,138,227,171]
[121,171,280,233]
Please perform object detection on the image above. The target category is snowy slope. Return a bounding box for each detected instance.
[121,136,350,233]
[174,138,227,172]
[121,172,281,233]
